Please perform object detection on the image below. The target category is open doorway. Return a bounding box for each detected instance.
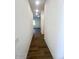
[33,13,41,33]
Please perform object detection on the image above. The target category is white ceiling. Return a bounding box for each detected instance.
[29,0,46,14]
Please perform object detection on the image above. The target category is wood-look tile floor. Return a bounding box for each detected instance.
[26,32,53,59]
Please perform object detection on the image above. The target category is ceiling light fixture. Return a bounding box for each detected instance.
[29,0,46,14]
[35,0,40,5]
[35,9,39,12]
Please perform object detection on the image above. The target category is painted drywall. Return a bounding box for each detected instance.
[41,13,45,34]
[15,0,33,59]
[44,0,64,59]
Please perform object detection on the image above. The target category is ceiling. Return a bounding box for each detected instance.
[29,0,46,14]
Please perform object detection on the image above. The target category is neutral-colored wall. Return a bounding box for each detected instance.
[44,0,64,59]
[41,13,45,34]
[15,0,33,59]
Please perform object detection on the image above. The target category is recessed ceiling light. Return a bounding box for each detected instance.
[35,0,40,5]
[35,12,38,15]
[35,9,39,12]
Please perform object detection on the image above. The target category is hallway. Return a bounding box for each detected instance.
[26,29,53,59]
[15,0,64,59]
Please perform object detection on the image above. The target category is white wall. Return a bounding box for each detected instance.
[15,0,33,59]
[41,13,45,34]
[44,0,64,59]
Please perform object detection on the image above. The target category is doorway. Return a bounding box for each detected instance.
[33,13,41,33]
